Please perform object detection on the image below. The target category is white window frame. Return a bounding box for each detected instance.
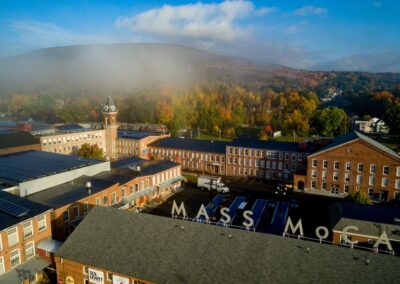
[23,220,33,239]
[38,214,47,232]
[10,249,20,268]
[25,241,35,260]
[0,256,4,275]
[334,161,339,170]
[83,202,89,214]
[370,164,376,174]
[383,166,389,175]
[397,166,400,177]
[357,163,363,172]
[396,179,400,190]
[312,159,317,168]
[382,177,388,187]
[7,227,19,247]
[323,160,328,169]
[345,162,351,171]
[0,234,2,251]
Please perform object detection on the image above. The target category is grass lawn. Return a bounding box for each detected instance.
[195,133,233,142]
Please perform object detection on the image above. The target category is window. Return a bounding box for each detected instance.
[322,171,327,180]
[63,210,69,222]
[311,180,316,189]
[0,257,4,275]
[333,172,339,181]
[396,179,400,189]
[10,249,20,268]
[370,164,376,174]
[8,227,19,247]
[96,198,100,206]
[356,175,362,184]
[0,234,2,251]
[73,206,79,219]
[334,161,339,170]
[312,159,317,167]
[383,166,389,175]
[323,160,328,169]
[83,202,89,214]
[344,173,350,183]
[368,188,374,198]
[285,153,289,160]
[107,273,113,281]
[397,166,400,177]
[382,178,388,187]
[321,182,327,190]
[83,266,88,275]
[121,188,126,198]
[331,185,339,194]
[345,162,351,171]
[25,242,35,260]
[357,163,363,172]
[103,196,109,206]
[369,176,375,186]
[23,220,33,239]
[344,185,349,193]
[38,215,46,231]
[112,192,117,204]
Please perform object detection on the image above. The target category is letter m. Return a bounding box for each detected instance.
[284,217,304,236]
[171,200,187,219]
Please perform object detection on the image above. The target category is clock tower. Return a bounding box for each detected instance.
[102,96,118,160]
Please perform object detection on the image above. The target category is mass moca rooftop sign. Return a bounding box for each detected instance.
[171,200,395,254]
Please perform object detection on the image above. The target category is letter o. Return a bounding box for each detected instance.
[315,226,329,240]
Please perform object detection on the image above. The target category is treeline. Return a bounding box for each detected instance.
[1,83,354,137]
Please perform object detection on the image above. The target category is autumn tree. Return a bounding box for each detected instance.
[311,107,348,137]
[383,105,400,135]
[345,190,372,205]
[78,143,104,160]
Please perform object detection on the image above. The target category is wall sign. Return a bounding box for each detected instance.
[88,268,104,284]
[113,275,130,284]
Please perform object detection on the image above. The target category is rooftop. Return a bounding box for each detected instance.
[0,130,38,149]
[0,151,104,186]
[310,131,400,159]
[112,156,179,177]
[118,130,163,140]
[150,137,228,154]
[230,137,311,152]
[28,172,132,208]
[57,206,400,283]
[0,191,52,231]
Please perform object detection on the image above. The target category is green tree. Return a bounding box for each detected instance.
[311,107,348,137]
[383,105,400,135]
[345,190,372,205]
[78,143,104,160]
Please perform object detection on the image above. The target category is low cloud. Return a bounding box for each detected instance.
[115,1,276,42]
[292,5,327,16]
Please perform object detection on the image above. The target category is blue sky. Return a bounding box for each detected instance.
[0,0,399,71]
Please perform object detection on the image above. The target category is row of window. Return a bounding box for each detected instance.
[232,167,291,180]
[0,242,35,275]
[150,148,225,163]
[228,158,299,170]
[82,266,146,284]
[117,140,139,147]
[312,160,400,176]
[42,132,103,146]
[228,147,305,161]
[0,215,46,251]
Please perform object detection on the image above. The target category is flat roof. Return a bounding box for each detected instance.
[0,191,51,231]
[112,157,179,177]
[0,131,38,149]
[57,206,400,283]
[28,172,133,208]
[231,138,310,152]
[0,151,104,186]
[118,130,163,140]
[150,137,228,154]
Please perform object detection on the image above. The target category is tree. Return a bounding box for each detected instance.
[383,105,400,135]
[345,190,372,205]
[311,107,348,137]
[78,143,104,160]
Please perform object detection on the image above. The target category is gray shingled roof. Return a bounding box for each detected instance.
[309,131,400,160]
[0,130,38,149]
[56,206,400,284]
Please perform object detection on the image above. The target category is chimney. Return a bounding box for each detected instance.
[85,181,92,195]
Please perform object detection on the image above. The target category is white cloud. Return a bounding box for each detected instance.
[292,5,327,16]
[115,1,276,42]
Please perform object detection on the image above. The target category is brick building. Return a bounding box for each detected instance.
[149,138,228,175]
[55,206,400,284]
[0,191,53,283]
[0,130,41,156]
[294,132,400,201]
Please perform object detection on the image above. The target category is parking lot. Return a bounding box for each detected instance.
[148,178,339,239]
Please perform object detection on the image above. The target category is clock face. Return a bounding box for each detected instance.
[111,105,116,111]
[66,276,75,284]
[104,105,109,111]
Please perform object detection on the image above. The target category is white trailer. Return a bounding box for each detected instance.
[197,175,229,193]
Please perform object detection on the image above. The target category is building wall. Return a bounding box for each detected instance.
[103,111,118,160]
[149,147,225,175]
[55,258,153,284]
[51,165,182,241]
[301,140,400,200]
[0,144,41,156]
[0,211,52,274]
[39,130,106,156]
[225,146,307,180]
[117,134,170,159]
